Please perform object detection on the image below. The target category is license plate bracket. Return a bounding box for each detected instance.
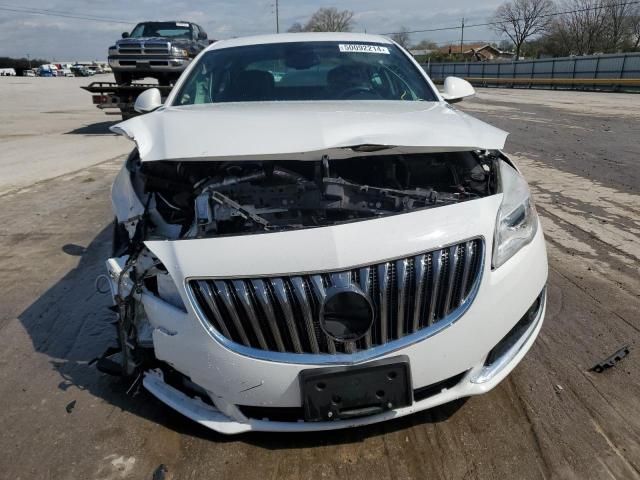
[300,356,412,422]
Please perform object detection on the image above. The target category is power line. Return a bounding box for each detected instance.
[382,0,640,35]
[0,4,134,25]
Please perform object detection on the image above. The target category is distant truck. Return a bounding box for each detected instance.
[108,21,210,85]
[72,65,94,77]
[38,65,58,77]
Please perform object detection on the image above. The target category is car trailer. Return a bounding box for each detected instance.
[81,82,173,120]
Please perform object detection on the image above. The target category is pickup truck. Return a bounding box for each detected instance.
[108,21,210,85]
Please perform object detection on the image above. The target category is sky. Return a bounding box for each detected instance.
[0,0,506,60]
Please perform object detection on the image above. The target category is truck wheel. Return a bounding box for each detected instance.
[114,72,132,85]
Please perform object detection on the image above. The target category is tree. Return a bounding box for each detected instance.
[498,39,515,52]
[390,27,411,48]
[601,0,636,51]
[287,22,304,33]
[555,0,608,54]
[0,56,49,74]
[412,39,438,50]
[490,0,555,59]
[631,9,640,49]
[302,7,354,32]
[527,20,571,56]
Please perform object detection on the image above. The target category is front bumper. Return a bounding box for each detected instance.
[108,56,190,73]
[108,195,548,433]
[142,288,545,434]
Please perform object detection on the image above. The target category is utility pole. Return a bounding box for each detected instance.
[27,54,31,69]
[460,17,465,54]
[275,0,280,33]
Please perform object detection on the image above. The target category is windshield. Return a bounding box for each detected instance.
[130,22,192,39]
[174,41,437,105]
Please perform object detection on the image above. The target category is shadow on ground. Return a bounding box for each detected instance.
[18,225,468,446]
[66,121,119,135]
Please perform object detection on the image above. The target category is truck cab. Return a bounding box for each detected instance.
[108,21,210,85]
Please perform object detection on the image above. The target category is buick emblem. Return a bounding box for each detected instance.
[320,287,374,342]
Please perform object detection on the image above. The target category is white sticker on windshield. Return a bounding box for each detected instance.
[176,22,190,27]
[338,44,390,54]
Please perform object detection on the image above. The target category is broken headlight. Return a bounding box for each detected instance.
[492,160,538,269]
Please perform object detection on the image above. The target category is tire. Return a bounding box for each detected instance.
[113,71,132,85]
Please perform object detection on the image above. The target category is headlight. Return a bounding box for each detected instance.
[492,160,538,269]
[171,47,189,57]
[108,46,117,56]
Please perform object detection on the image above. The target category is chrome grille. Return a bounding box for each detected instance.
[189,239,483,356]
[118,42,170,55]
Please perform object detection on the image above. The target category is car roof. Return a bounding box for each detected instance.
[136,20,195,25]
[206,32,394,52]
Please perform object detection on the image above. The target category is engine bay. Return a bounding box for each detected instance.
[124,150,499,242]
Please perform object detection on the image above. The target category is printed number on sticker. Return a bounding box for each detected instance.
[338,44,390,54]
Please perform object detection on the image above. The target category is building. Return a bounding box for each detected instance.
[462,44,514,61]
[422,43,514,61]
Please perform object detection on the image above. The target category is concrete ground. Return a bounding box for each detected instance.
[0,76,131,196]
[0,79,639,480]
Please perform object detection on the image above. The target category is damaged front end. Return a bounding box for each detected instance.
[100,147,502,384]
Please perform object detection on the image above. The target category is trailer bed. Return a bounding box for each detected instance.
[81,81,173,119]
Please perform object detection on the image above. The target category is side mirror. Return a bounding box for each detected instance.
[122,32,129,38]
[441,76,475,103]
[134,88,162,114]
[198,31,207,40]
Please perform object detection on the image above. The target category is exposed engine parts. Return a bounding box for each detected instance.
[122,150,499,242]
[102,150,500,379]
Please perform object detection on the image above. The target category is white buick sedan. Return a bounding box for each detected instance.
[104,32,547,434]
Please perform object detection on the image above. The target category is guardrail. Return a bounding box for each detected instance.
[437,77,640,88]
[423,53,640,91]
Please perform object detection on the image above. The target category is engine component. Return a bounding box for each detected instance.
[127,151,497,241]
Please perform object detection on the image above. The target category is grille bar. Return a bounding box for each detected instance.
[189,239,484,356]
[396,258,409,340]
[118,42,170,55]
[271,278,303,353]
[291,277,320,354]
[251,279,286,352]
[233,280,268,350]
[427,250,443,326]
[412,254,427,334]
[377,262,391,344]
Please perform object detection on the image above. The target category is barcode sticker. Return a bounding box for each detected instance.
[338,44,390,54]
